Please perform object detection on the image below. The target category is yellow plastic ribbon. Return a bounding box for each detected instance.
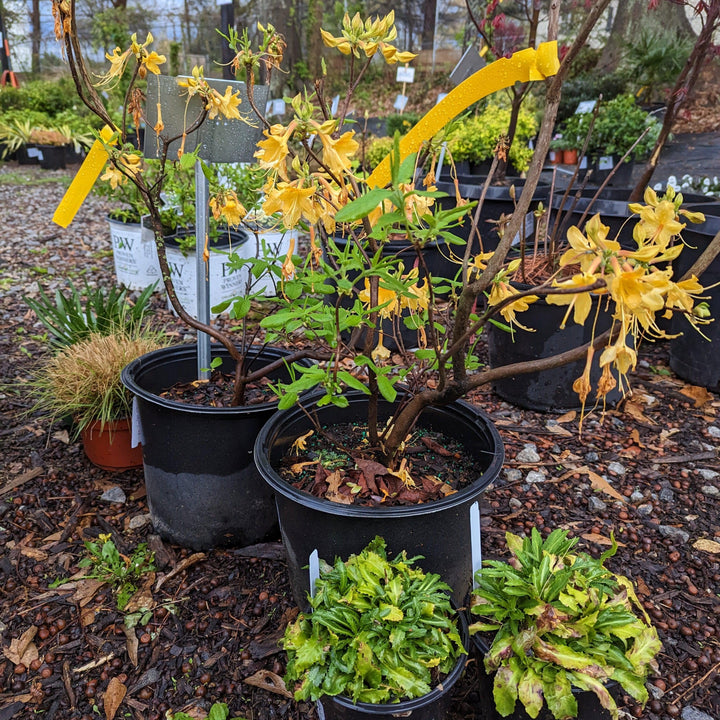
[53,126,117,228]
[366,41,560,189]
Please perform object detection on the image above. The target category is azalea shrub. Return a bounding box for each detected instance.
[469,529,662,720]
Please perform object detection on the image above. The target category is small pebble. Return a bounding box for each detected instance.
[659,488,675,503]
[630,490,644,503]
[100,487,127,504]
[681,707,716,720]
[516,444,541,463]
[503,468,522,483]
[588,496,607,512]
[658,525,690,544]
[509,498,522,509]
[525,470,546,484]
[697,468,719,481]
[702,485,720,497]
[607,461,626,476]
[707,426,720,439]
[584,451,599,462]
[637,503,654,516]
[128,514,152,530]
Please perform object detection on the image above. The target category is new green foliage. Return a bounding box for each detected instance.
[282,536,466,703]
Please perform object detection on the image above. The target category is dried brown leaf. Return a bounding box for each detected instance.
[123,573,156,613]
[580,532,626,547]
[103,676,127,720]
[325,470,353,504]
[584,468,626,503]
[121,624,139,667]
[680,384,714,408]
[555,410,577,424]
[623,399,654,424]
[3,625,39,666]
[243,669,293,698]
[72,578,106,607]
[693,538,720,554]
[80,606,96,627]
[154,552,205,592]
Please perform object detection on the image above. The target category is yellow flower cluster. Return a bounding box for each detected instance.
[178,66,242,121]
[254,12,416,234]
[483,187,708,411]
[320,11,417,64]
[97,33,166,87]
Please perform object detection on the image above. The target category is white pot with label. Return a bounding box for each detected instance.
[163,227,250,318]
[109,215,161,291]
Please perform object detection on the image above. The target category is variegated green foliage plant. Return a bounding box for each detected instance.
[469,528,661,720]
[282,537,466,703]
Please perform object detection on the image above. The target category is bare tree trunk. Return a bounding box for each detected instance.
[30,0,40,73]
[421,0,437,51]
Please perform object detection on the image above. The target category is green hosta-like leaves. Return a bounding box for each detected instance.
[282,537,465,703]
[470,528,661,720]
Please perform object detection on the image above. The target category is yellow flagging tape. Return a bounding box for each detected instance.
[366,41,560,189]
[53,126,117,228]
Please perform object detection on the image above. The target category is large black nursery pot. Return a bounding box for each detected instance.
[435,178,550,256]
[121,344,301,550]
[547,195,635,249]
[487,289,622,412]
[668,211,720,391]
[472,638,618,720]
[318,609,470,720]
[254,393,504,608]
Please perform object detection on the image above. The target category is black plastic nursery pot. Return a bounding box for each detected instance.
[472,638,618,720]
[668,212,720,391]
[487,290,622,413]
[435,178,550,256]
[317,609,470,720]
[37,144,67,170]
[121,344,301,550]
[254,393,505,608]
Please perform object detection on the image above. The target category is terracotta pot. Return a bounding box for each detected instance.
[548,148,562,164]
[562,148,578,165]
[81,418,143,472]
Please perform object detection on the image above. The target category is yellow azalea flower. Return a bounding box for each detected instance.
[371,332,392,362]
[281,236,296,281]
[400,183,435,222]
[572,346,594,408]
[609,267,666,332]
[210,190,246,227]
[206,86,242,120]
[358,279,398,319]
[97,46,131,86]
[663,275,704,315]
[546,273,599,327]
[600,339,637,376]
[559,215,618,271]
[388,458,415,488]
[318,130,359,178]
[254,123,295,181]
[178,65,205,97]
[488,281,537,328]
[142,50,166,76]
[262,181,317,228]
[633,200,685,248]
[100,165,126,189]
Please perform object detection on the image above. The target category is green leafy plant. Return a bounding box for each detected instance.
[469,528,662,720]
[23,280,156,350]
[78,533,155,610]
[447,100,537,171]
[282,536,466,703]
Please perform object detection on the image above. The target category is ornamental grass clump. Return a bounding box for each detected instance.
[30,329,168,437]
[470,528,661,720]
[282,536,466,703]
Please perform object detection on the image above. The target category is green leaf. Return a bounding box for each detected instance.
[229,295,251,320]
[375,374,397,403]
[207,702,230,720]
[336,371,371,395]
[544,673,577,720]
[518,667,545,719]
[625,626,662,675]
[493,665,520,717]
[335,188,392,223]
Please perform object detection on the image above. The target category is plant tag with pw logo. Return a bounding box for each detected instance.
[131,397,144,448]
